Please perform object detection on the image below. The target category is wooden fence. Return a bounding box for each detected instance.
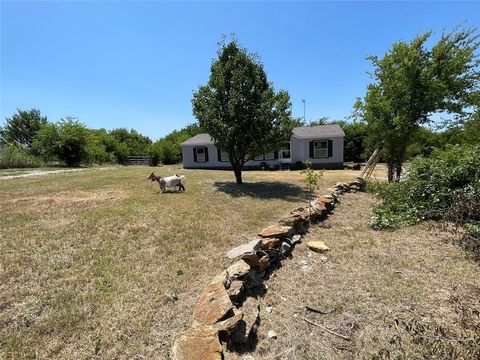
[127,156,151,165]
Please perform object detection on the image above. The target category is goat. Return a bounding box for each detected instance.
[147,172,185,193]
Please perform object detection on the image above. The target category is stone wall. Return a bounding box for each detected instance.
[171,178,366,359]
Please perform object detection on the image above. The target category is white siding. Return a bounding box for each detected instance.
[291,136,343,165]
[182,136,344,169]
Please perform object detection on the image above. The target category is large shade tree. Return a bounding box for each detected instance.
[0,108,48,154]
[358,27,479,181]
[192,40,293,184]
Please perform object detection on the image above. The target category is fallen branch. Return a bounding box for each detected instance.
[299,315,351,341]
[305,306,332,315]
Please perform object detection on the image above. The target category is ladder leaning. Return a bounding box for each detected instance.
[360,147,381,180]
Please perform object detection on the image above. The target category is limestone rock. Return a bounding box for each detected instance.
[172,325,222,360]
[241,252,259,269]
[258,225,293,238]
[307,241,330,253]
[315,196,334,205]
[261,238,280,250]
[226,239,262,259]
[226,280,244,300]
[210,260,251,285]
[231,297,260,343]
[241,252,270,272]
[215,309,243,335]
[193,282,233,325]
[226,260,251,279]
[278,213,305,226]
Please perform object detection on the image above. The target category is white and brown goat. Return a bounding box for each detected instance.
[147,172,186,193]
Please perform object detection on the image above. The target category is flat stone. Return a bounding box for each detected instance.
[278,213,305,226]
[241,252,270,271]
[258,225,293,238]
[307,241,330,253]
[226,280,244,300]
[261,238,280,250]
[315,196,334,204]
[226,260,251,279]
[215,309,243,335]
[241,252,259,269]
[172,325,222,360]
[193,282,233,325]
[226,239,262,259]
[210,260,251,285]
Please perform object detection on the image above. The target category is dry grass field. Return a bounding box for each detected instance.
[1,165,478,359]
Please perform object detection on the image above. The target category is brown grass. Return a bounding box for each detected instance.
[238,192,480,360]
[0,165,362,359]
[2,164,477,359]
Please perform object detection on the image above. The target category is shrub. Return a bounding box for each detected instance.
[369,145,480,229]
[0,144,42,169]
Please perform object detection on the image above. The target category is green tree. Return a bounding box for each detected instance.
[56,118,90,167]
[110,128,152,156]
[0,108,48,153]
[32,122,59,164]
[192,40,293,184]
[359,27,479,181]
[342,121,368,162]
[309,117,330,126]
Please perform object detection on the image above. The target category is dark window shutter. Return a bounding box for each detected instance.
[274,151,278,160]
[205,147,209,162]
[309,141,314,158]
[328,140,333,157]
[217,147,221,161]
[193,147,197,162]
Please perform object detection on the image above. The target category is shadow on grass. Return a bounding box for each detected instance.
[213,181,307,202]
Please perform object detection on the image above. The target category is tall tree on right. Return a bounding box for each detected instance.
[358,27,479,182]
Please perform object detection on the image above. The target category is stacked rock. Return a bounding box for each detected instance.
[171,177,366,359]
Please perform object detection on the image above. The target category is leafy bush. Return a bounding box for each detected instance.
[369,145,480,229]
[0,144,42,168]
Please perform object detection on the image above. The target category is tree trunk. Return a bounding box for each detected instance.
[395,164,402,182]
[233,164,243,184]
[387,162,395,182]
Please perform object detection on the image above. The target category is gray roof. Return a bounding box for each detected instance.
[180,124,345,146]
[180,133,214,146]
[292,124,345,139]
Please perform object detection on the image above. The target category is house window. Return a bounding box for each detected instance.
[314,140,328,158]
[281,142,291,159]
[196,147,206,162]
[264,152,275,160]
[220,150,229,162]
[254,152,277,161]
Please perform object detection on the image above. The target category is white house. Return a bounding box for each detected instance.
[180,124,345,170]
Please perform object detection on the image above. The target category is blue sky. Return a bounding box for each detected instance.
[1,1,479,140]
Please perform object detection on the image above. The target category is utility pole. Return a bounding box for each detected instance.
[302,99,306,124]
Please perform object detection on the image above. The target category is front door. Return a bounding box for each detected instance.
[280,142,291,163]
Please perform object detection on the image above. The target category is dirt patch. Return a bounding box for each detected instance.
[0,190,126,214]
[0,167,115,180]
